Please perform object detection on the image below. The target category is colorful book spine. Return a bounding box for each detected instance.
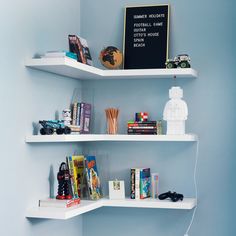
[128,131,157,135]
[76,103,81,127]
[135,168,140,199]
[80,103,91,134]
[79,103,84,132]
[130,168,136,199]
[71,102,78,126]
[67,156,79,199]
[140,168,151,199]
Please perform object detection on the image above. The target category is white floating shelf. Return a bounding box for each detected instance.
[25,134,198,143]
[25,57,198,80]
[26,200,103,220]
[26,198,197,220]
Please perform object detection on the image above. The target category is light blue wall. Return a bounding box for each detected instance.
[1,0,235,236]
[0,1,83,236]
[81,0,236,235]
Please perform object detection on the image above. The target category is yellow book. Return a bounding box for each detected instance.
[71,155,88,199]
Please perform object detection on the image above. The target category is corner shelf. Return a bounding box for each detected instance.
[25,134,198,143]
[25,57,198,80]
[26,198,197,220]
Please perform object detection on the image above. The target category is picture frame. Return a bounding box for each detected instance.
[123,4,170,69]
[108,180,125,200]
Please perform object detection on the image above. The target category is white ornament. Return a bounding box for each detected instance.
[163,87,188,135]
[108,180,125,200]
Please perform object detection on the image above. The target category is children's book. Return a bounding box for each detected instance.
[71,155,88,199]
[140,168,151,199]
[84,156,102,200]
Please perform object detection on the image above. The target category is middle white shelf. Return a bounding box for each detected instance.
[25,134,198,143]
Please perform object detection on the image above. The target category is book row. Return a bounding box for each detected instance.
[39,157,160,208]
[130,168,159,199]
[71,102,92,133]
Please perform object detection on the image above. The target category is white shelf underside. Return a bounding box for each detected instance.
[25,134,198,143]
[25,57,198,80]
[26,198,197,220]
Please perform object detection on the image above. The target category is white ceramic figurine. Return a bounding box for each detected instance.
[163,86,188,135]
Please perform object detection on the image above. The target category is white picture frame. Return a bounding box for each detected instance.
[108,180,125,200]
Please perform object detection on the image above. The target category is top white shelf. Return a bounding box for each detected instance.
[25,57,198,80]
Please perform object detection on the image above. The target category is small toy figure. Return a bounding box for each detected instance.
[166,54,191,69]
[163,87,188,135]
[56,162,72,200]
[62,109,72,126]
[39,120,71,135]
[135,112,148,122]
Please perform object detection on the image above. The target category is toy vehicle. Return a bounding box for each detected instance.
[39,120,71,135]
[165,54,191,69]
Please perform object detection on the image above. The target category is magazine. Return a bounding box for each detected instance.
[84,156,102,200]
[68,34,93,66]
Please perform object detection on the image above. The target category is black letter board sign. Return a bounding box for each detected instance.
[123,4,169,69]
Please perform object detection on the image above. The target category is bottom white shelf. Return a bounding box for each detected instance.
[26,197,197,220]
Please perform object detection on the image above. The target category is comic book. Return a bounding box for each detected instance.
[71,155,88,199]
[84,156,102,200]
[67,156,79,199]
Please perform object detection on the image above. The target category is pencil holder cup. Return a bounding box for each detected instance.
[105,108,119,134]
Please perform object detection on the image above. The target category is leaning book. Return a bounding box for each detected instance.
[39,198,80,208]
[84,156,102,200]
[68,35,93,66]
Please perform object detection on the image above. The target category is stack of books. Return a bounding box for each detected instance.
[41,51,78,60]
[127,120,158,135]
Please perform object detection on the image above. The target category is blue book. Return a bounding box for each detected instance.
[84,156,102,200]
[140,168,151,199]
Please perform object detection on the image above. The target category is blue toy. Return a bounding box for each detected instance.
[39,120,71,135]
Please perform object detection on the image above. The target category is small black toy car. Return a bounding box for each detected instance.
[166,54,191,69]
[39,120,71,135]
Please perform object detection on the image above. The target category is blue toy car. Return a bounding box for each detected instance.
[39,120,71,135]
